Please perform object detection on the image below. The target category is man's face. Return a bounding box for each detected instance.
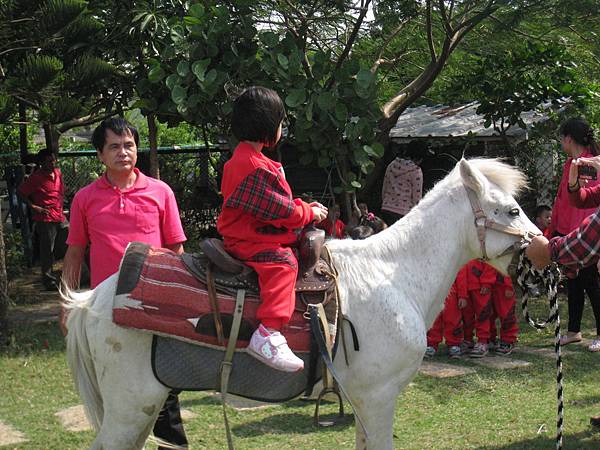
[41,154,57,172]
[97,129,137,174]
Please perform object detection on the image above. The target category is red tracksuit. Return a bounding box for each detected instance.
[462,260,497,344]
[427,270,472,348]
[490,272,518,344]
[217,142,314,330]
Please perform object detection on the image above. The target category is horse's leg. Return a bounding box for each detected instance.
[88,317,170,450]
[351,370,417,450]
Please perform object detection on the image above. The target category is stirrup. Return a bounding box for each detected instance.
[314,385,344,427]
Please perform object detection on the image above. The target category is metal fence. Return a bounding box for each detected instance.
[57,146,227,246]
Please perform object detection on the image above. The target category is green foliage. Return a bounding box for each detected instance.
[452,41,592,133]
[17,55,63,91]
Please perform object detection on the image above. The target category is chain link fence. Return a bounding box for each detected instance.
[56,147,227,248]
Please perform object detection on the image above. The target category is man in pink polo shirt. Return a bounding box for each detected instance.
[62,117,188,450]
[18,148,67,290]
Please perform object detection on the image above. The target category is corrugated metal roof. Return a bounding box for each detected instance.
[389,101,550,140]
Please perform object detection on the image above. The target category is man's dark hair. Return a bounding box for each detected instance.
[231,86,285,146]
[92,117,139,152]
[534,204,551,218]
[36,148,54,164]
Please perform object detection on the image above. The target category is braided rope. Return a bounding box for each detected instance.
[515,250,563,450]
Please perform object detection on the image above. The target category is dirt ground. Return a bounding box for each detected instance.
[7,263,62,324]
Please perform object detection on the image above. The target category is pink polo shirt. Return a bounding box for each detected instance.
[67,169,186,288]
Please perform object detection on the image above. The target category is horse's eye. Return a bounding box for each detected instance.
[509,208,520,217]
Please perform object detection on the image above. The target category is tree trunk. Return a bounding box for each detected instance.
[43,123,60,154]
[0,203,11,338]
[19,102,28,164]
[147,113,160,179]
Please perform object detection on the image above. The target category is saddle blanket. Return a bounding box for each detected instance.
[113,245,315,352]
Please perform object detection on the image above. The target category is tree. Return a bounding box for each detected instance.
[0,0,127,154]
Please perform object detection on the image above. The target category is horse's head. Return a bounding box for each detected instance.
[458,158,540,274]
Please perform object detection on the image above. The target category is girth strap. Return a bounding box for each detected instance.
[219,288,246,450]
[309,304,369,441]
[207,263,225,345]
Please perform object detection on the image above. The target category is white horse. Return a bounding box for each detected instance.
[64,158,539,450]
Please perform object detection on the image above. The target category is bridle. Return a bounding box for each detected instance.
[464,184,538,260]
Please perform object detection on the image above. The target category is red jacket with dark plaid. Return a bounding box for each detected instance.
[217,142,314,257]
[549,209,600,278]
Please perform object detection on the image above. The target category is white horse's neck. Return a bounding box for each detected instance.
[329,180,475,326]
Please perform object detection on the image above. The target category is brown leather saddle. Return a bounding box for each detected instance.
[181,227,335,297]
[180,226,337,344]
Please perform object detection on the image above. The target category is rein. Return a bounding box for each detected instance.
[515,250,563,450]
[464,183,564,449]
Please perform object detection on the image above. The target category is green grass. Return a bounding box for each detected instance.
[2,296,600,449]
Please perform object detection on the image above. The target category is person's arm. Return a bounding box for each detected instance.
[568,156,600,208]
[62,245,86,290]
[412,166,423,205]
[17,185,48,216]
[526,211,600,277]
[224,167,318,229]
[165,242,184,254]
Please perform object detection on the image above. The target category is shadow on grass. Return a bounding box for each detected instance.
[0,320,66,356]
[482,429,600,449]
[231,411,354,437]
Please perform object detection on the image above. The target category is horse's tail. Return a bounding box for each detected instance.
[62,287,104,431]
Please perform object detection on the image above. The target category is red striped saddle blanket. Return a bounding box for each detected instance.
[112,243,337,353]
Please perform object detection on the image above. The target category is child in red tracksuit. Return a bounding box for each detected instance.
[428,265,476,357]
[217,86,328,372]
[425,278,465,359]
[462,259,497,357]
[489,271,519,355]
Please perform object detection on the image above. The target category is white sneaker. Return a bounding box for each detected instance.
[589,338,600,352]
[247,324,304,372]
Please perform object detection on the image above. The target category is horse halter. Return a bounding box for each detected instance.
[463,184,538,260]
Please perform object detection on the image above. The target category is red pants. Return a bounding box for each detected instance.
[470,286,494,344]
[427,291,463,347]
[489,285,518,344]
[243,249,298,330]
[461,297,476,344]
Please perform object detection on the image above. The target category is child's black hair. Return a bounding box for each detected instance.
[534,204,551,218]
[231,86,285,146]
[349,225,374,240]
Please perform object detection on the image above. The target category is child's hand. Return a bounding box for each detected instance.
[458,298,468,309]
[505,290,514,298]
[311,204,328,222]
[480,286,490,295]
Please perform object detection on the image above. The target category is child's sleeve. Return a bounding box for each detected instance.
[225,167,314,229]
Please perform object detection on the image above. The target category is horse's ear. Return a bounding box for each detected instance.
[459,159,488,196]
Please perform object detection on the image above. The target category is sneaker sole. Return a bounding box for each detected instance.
[469,352,488,358]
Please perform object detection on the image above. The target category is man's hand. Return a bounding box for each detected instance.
[525,235,551,269]
[31,204,49,215]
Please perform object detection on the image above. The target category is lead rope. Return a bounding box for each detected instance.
[515,250,563,450]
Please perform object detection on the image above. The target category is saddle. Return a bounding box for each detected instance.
[181,228,335,298]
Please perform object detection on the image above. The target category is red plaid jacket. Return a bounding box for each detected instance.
[549,210,600,278]
[217,142,313,257]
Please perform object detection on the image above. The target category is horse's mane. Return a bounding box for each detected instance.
[455,158,528,196]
